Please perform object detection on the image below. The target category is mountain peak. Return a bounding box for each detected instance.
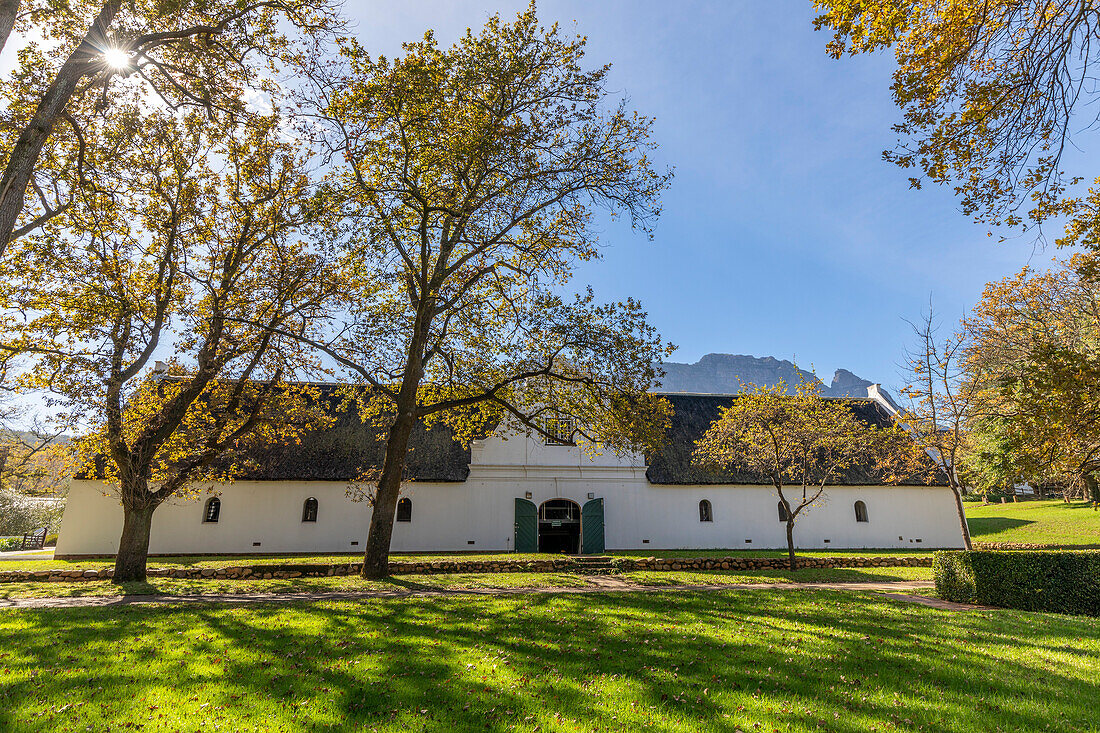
[655,353,895,405]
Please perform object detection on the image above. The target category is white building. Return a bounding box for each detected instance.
[55,389,965,557]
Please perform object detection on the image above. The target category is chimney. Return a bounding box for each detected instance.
[153,361,169,376]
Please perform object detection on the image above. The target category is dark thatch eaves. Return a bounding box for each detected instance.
[79,383,471,483]
[227,384,471,482]
[644,394,948,486]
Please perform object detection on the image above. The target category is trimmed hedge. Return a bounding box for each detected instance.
[934,550,1100,616]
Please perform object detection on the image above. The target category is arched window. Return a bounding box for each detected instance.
[699,499,713,522]
[203,497,221,524]
[302,497,318,523]
[854,500,869,523]
[778,501,790,522]
[396,497,412,522]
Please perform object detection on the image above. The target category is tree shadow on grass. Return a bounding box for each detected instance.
[967,517,1033,538]
[1,590,1098,732]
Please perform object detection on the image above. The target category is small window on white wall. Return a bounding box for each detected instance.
[396,497,412,522]
[203,497,221,523]
[302,497,318,523]
[544,417,574,445]
[699,499,713,522]
[854,500,869,523]
[778,501,790,522]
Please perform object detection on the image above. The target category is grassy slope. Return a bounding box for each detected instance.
[1,590,1097,732]
[0,566,932,600]
[966,500,1100,546]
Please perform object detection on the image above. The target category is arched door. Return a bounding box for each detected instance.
[538,499,581,553]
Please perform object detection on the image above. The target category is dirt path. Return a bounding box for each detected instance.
[0,577,987,612]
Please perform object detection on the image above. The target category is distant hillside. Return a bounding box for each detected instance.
[655,353,898,407]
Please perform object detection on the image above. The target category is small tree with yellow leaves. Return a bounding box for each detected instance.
[694,380,928,570]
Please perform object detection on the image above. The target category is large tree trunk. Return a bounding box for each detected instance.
[361,406,417,578]
[361,312,431,579]
[949,484,973,550]
[0,0,19,57]
[1086,473,1100,510]
[785,519,797,571]
[0,0,122,256]
[113,503,155,583]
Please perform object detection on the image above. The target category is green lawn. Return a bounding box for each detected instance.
[0,566,931,600]
[1,590,1097,732]
[966,500,1100,546]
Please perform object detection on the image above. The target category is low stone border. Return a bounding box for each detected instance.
[969,541,1100,551]
[614,556,931,572]
[972,541,1057,550]
[0,555,931,583]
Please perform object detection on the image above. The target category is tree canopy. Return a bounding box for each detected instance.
[963,254,1100,505]
[814,0,1100,240]
[0,103,337,580]
[303,6,674,577]
[0,0,341,256]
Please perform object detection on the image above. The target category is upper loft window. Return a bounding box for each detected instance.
[203,497,221,523]
[396,497,412,522]
[699,499,713,522]
[544,417,574,446]
[302,497,318,523]
[854,500,869,523]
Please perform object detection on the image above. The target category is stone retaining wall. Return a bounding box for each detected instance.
[613,556,931,572]
[0,555,931,583]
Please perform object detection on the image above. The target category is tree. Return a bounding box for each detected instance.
[0,106,336,581]
[0,399,72,535]
[0,0,341,256]
[964,254,1100,508]
[813,0,1100,240]
[694,380,927,570]
[300,7,674,578]
[898,306,976,549]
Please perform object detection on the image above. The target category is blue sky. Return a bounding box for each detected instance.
[351,1,1053,392]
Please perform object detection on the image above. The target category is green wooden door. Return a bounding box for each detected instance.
[581,498,605,554]
[514,498,537,553]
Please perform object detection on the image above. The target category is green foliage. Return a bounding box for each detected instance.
[0,489,63,536]
[963,254,1100,496]
[934,550,1100,616]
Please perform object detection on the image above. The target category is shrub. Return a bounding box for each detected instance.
[934,550,1100,616]
[44,534,58,547]
[0,537,20,552]
[0,489,64,535]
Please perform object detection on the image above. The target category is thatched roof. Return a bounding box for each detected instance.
[79,383,471,483]
[227,384,471,482]
[645,394,948,486]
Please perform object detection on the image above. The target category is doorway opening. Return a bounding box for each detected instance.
[538,499,580,554]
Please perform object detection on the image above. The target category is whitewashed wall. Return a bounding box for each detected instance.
[55,430,965,556]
